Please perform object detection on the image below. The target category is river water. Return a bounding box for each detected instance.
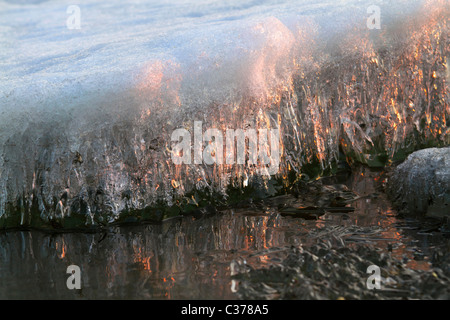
[1,166,448,299]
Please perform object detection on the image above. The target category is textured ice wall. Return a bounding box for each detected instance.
[0,0,448,228]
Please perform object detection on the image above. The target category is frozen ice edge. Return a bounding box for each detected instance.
[0,0,448,229]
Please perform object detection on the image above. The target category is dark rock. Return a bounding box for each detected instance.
[387,147,450,217]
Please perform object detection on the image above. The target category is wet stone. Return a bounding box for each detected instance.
[387,147,450,218]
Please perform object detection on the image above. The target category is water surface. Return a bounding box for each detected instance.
[1,166,447,299]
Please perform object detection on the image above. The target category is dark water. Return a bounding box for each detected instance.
[0,166,448,299]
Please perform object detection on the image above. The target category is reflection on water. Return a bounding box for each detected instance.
[0,167,447,299]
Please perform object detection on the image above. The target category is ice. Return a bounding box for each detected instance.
[0,0,448,228]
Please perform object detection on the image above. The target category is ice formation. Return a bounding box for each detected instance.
[0,0,448,228]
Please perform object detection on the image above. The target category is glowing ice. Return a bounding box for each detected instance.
[0,0,448,228]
